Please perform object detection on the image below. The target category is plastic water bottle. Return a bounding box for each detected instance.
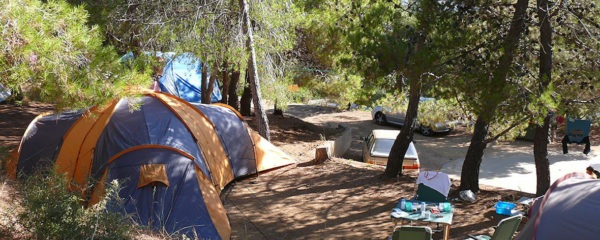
[421,202,426,215]
[439,202,444,212]
[400,198,406,210]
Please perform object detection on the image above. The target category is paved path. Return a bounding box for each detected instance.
[279,103,600,194]
[441,144,600,193]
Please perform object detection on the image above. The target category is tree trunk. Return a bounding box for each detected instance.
[459,117,489,192]
[314,146,330,164]
[273,98,283,115]
[205,71,217,104]
[534,0,553,196]
[459,0,530,192]
[229,70,240,110]
[383,26,426,178]
[240,0,270,140]
[384,73,421,178]
[534,115,551,196]
[240,71,252,116]
[200,62,208,104]
[221,62,230,104]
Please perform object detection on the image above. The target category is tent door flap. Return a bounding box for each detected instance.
[138,164,170,188]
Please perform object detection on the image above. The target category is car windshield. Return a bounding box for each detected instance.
[371,139,418,158]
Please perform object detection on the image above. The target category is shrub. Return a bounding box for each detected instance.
[310,73,363,106]
[14,170,132,240]
[290,87,314,103]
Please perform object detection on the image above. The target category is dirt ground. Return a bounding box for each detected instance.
[224,159,534,240]
[0,102,53,149]
[234,113,534,240]
[2,102,593,239]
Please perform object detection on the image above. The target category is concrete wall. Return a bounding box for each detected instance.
[327,124,352,157]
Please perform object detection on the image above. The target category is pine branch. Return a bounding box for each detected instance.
[484,116,529,144]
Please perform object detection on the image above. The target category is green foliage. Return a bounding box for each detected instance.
[0,0,151,110]
[312,73,362,106]
[261,73,298,109]
[303,0,473,114]
[418,98,470,126]
[13,170,132,239]
[291,69,379,107]
[373,90,406,112]
[296,0,354,71]
[547,1,600,122]
[77,0,300,106]
[375,92,473,128]
[289,87,314,104]
[296,0,393,106]
[433,1,600,141]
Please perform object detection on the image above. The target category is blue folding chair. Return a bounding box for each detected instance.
[562,118,591,155]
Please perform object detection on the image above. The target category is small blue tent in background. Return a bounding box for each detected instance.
[120,52,222,103]
[0,84,11,102]
[159,53,222,103]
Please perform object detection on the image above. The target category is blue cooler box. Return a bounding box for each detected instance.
[494,201,516,215]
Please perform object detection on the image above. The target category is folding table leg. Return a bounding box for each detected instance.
[443,224,450,240]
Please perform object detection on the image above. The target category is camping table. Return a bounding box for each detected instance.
[390,201,454,240]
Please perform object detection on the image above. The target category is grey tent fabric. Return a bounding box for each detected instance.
[515,174,600,240]
[16,110,84,176]
[192,104,256,177]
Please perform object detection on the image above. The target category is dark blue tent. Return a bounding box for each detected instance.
[7,91,294,239]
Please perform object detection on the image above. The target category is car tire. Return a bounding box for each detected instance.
[420,126,434,136]
[375,112,386,125]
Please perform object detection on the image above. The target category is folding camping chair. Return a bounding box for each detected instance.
[392,226,433,240]
[562,118,591,155]
[466,215,522,240]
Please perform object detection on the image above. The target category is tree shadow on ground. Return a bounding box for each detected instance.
[224,160,533,240]
[280,104,341,119]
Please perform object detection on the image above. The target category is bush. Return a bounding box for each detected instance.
[310,73,364,106]
[13,170,132,240]
[373,92,475,127]
[290,87,314,103]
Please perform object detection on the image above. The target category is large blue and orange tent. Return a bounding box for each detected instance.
[5,91,294,239]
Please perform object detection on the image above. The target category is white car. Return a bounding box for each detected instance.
[362,129,420,170]
[370,97,456,136]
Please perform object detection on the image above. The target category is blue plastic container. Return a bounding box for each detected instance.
[494,201,516,215]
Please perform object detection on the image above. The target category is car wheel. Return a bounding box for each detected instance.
[375,112,386,125]
[420,126,433,136]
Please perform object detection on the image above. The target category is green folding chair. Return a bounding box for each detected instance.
[415,183,448,202]
[467,215,522,240]
[392,226,433,240]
